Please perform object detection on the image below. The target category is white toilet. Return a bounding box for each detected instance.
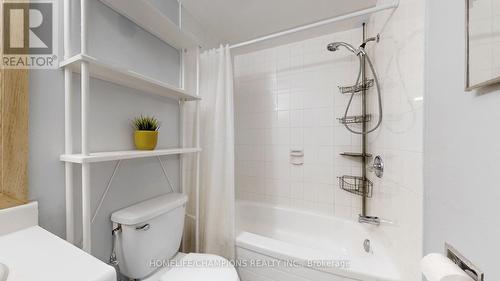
[111,193,239,281]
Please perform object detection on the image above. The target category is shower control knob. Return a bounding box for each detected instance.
[370,155,384,178]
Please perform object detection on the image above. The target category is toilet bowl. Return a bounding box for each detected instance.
[111,193,238,281]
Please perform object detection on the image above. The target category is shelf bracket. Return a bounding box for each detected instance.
[92,160,122,224]
[157,156,175,193]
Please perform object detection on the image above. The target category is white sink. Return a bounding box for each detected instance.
[0,203,115,281]
[0,263,9,281]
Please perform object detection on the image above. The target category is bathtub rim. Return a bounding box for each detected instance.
[236,231,400,281]
[235,200,401,281]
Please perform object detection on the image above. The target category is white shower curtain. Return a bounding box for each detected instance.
[199,45,235,259]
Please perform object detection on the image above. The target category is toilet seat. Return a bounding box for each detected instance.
[160,253,239,281]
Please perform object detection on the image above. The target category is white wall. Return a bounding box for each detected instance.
[29,0,190,262]
[425,0,500,279]
[233,0,425,278]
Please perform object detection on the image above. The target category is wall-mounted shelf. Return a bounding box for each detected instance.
[61,54,200,101]
[99,0,199,49]
[60,147,201,164]
[337,114,372,125]
[338,175,373,198]
[338,79,374,94]
[340,152,373,158]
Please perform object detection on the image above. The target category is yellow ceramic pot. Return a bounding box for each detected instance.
[134,130,158,150]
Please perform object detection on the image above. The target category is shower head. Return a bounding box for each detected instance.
[327,42,360,55]
[326,42,339,52]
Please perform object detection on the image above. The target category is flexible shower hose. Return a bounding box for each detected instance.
[343,50,383,135]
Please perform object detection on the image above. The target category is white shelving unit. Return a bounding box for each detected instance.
[99,0,198,49]
[61,54,200,101]
[61,0,201,254]
[60,148,201,164]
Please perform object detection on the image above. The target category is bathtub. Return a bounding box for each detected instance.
[235,201,400,281]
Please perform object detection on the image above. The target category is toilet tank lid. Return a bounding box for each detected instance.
[111,193,188,225]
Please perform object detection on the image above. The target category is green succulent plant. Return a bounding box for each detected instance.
[132,115,160,131]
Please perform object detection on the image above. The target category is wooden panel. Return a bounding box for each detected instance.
[0,193,25,209]
[0,0,30,209]
[1,68,29,204]
[0,69,2,201]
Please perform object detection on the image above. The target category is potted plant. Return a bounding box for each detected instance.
[132,115,160,150]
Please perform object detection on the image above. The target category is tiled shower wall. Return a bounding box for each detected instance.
[234,0,424,279]
[366,0,425,280]
[234,28,367,219]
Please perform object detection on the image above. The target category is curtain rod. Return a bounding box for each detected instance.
[229,1,399,50]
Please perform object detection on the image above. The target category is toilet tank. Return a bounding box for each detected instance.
[111,193,188,279]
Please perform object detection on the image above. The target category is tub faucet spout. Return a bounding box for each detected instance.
[358,215,380,226]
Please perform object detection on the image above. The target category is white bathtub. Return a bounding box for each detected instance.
[235,201,400,281]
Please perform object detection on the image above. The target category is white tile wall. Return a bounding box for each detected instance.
[366,0,424,280]
[234,28,366,219]
[234,0,424,279]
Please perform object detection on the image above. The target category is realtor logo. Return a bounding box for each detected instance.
[2,0,58,68]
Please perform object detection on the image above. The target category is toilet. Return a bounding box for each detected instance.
[111,193,239,281]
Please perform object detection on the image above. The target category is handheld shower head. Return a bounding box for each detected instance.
[327,37,383,135]
[327,42,341,52]
[327,42,360,55]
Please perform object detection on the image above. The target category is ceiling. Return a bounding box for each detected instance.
[181,0,377,46]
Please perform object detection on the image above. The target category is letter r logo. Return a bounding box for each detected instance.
[3,2,53,55]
